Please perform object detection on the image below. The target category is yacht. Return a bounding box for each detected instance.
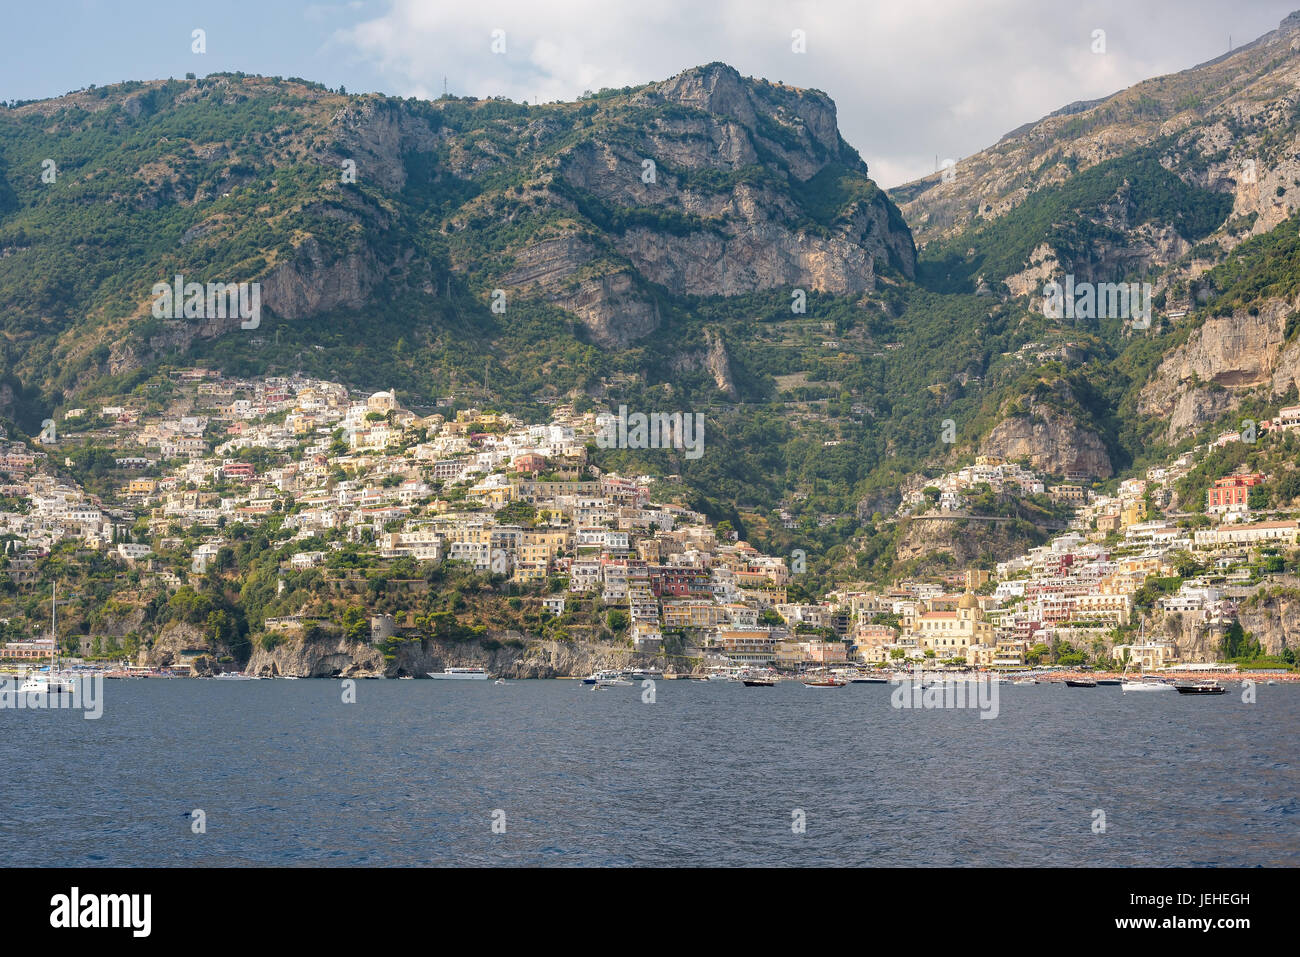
[19,670,75,696]
[582,669,627,685]
[427,667,490,680]
[1122,679,1174,692]
[20,583,74,696]
[1175,680,1227,695]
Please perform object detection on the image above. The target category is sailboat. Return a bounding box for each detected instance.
[1120,622,1173,693]
[19,582,74,696]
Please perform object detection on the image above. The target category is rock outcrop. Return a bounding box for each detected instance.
[1139,298,1298,440]
[1236,589,1300,657]
[979,406,1112,478]
[241,630,704,679]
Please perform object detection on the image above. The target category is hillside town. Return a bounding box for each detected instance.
[1,369,1298,676]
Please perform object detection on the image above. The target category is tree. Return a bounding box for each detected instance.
[341,606,369,643]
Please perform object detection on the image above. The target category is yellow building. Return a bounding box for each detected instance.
[913,592,993,660]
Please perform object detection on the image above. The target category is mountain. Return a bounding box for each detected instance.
[5,18,1300,583]
[0,62,912,399]
[889,11,1300,463]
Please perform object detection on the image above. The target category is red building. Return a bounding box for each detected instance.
[1207,473,1263,512]
[512,453,546,474]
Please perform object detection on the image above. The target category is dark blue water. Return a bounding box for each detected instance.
[2,679,1296,866]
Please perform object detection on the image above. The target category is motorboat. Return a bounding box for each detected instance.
[1175,680,1227,695]
[582,669,627,685]
[426,667,490,680]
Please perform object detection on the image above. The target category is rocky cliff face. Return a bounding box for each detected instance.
[138,621,239,673]
[1236,590,1300,657]
[241,630,701,679]
[893,516,1046,570]
[979,405,1112,478]
[1138,297,1300,440]
[477,63,914,347]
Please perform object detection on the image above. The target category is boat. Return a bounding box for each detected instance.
[1012,678,1038,685]
[1119,637,1174,692]
[1064,678,1097,688]
[1096,678,1122,686]
[1122,679,1173,692]
[213,672,256,680]
[397,676,413,680]
[582,669,627,685]
[1175,680,1227,695]
[19,583,75,696]
[802,675,847,688]
[426,667,490,680]
[19,670,75,696]
[740,671,776,687]
[595,676,633,687]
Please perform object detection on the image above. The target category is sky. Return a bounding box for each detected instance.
[2,0,1297,187]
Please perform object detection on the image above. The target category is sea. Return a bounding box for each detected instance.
[2,678,1296,866]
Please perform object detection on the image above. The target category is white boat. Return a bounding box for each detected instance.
[1120,632,1173,693]
[20,583,75,696]
[1121,680,1173,692]
[595,675,633,686]
[582,669,628,684]
[214,672,256,680]
[426,667,490,680]
[19,671,75,695]
[1012,679,1038,685]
